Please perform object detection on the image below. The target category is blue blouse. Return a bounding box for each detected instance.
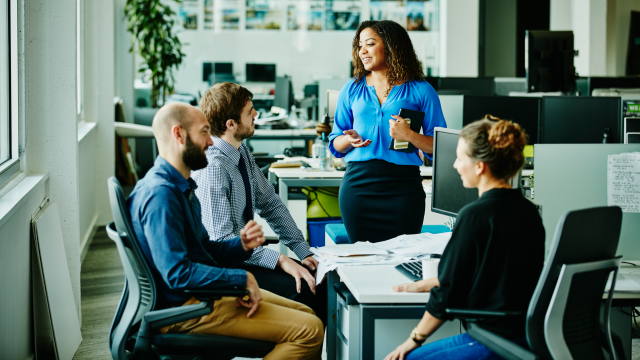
[328,78,447,166]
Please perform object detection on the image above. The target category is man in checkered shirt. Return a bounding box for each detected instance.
[192,82,326,326]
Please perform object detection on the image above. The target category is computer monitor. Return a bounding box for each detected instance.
[431,128,479,217]
[438,77,494,96]
[526,31,576,93]
[462,96,541,144]
[327,89,340,119]
[246,63,276,82]
[541,97,622,144]
[214,62,233,74]
[274,76,294,112]
[202,62,213,82]
[578,77,640,96]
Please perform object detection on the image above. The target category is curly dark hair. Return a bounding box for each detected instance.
[352,20,425,96]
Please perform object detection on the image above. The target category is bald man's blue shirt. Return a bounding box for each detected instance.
[328,78,447,165]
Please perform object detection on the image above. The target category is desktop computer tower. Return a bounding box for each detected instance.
[624,117,640,143]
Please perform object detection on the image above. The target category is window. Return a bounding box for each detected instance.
[76,0,84,121]
[0,0,20,187]
[0,0,9,165]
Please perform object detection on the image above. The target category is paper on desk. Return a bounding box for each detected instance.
[606,272,640,293]
[372,232,452,255]
[314,242,389,256]
[607,152,640,213]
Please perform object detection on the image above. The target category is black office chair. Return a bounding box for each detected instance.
[106,177,275,360]
[447,206,625,360]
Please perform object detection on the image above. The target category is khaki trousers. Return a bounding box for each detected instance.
[161,290,323,360]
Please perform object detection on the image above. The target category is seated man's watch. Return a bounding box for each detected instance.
[411,327,427,345]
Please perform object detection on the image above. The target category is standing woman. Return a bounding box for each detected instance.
[329,20,447,243]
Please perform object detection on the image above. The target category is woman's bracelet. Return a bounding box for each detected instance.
[411,327,428,345]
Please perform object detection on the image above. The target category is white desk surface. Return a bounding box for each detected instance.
[270,167,534,179]
[337,265,430,304]
[336,263,640,305]
[253,129,317,137]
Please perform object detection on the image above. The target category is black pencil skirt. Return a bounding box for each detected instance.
[339,159,426,243]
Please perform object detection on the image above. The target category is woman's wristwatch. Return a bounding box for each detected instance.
[410,327,427,345]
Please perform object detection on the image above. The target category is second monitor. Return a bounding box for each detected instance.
[462,96,540,144]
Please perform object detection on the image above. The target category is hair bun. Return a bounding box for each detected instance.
[488,120,526,152]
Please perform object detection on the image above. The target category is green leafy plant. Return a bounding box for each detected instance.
[125,0,186,108]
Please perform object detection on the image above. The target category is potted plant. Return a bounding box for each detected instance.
[125,0,185,108]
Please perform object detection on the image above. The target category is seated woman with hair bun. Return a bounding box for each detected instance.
[384,116,545,360]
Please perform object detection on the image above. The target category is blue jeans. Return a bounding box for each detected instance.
[405,333,527,360]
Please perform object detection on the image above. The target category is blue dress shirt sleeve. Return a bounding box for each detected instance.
[329,81,354,158]
[419,82,447,159]
[140,186,248,291]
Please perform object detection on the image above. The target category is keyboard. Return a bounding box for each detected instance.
[395,254,441,282]
[395,261,423,282]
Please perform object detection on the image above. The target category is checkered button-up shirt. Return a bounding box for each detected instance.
[192,137,313,269]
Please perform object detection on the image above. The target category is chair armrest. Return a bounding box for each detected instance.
[184,289,249,300]
[144,289,249,329]
[264,236,279,244]
[145,301,214,330]
[467,323,538,360]
[446,308,523,320]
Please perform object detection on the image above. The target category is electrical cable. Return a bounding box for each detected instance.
[304,187,337,218]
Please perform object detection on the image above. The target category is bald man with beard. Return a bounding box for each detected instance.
[127,103,324,360]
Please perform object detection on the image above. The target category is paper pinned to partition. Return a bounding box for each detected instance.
[607,152,640,213]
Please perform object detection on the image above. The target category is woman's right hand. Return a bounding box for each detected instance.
[343,129,372,148]
[392,277,439,293]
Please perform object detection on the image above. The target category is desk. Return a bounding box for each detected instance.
[270,167,534,208]
[326,263,640,360]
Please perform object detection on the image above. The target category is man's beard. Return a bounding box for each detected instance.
[234,120,255,142]
[182,134,208,171]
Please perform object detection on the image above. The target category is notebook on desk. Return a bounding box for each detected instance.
[388,108,425,153]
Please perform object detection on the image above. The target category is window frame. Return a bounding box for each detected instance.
[0,0,20,187]
[76,0,84,123]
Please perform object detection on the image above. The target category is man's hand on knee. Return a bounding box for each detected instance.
[236,272,263,318]
[277,254,317,295]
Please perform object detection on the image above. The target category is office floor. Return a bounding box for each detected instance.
[72,227,640,360]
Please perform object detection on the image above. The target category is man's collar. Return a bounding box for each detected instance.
[213,136,244,165]
[154,156,195,193]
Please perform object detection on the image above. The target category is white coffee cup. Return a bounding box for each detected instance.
[422,259,440,280]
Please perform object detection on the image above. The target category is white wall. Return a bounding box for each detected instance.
[115,0,135,122]
[168,30,438,98]
[23,0,82,320]
[78,128,97,261]
[440,0,479,77]
[550,0,607,76]
[83,0,115,228]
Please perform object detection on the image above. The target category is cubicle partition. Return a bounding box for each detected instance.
[534,144,640,259]
[438,95,463,130]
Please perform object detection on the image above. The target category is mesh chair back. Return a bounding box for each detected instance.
[107,177,157,360]
[526,206,623,359]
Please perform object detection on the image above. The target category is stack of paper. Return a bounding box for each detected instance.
[313,232,453,284]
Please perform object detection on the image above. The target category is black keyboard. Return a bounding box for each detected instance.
[395,261,423,282]
[395,254,441,282]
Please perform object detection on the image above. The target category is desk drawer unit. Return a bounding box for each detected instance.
[336,295,360,360]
